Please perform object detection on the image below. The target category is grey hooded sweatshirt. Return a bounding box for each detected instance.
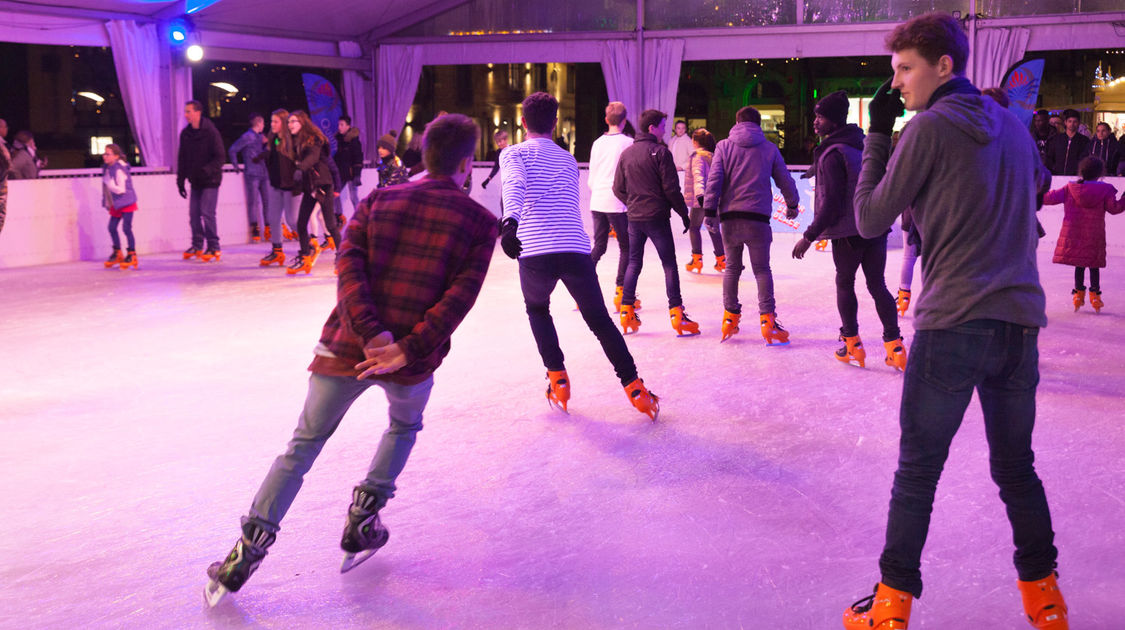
[702,121,799,221]
[854,92,1047,331]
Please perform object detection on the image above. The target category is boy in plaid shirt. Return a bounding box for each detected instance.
[205,114,498,606]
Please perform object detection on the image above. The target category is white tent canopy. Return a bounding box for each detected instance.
[1,0,1123,167]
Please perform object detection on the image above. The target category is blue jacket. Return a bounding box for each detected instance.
[102,161,137,209]
[228,129,268,179]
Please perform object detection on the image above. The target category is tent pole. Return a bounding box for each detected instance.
[636,0,644,115]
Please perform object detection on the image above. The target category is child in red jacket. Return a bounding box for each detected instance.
[1045,156,1125,312]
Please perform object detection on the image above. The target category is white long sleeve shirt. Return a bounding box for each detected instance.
[500,138,591,257]
[587,133,632,213]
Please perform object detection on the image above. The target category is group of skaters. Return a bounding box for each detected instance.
[101,100,411,273]
[193,13,1114,629]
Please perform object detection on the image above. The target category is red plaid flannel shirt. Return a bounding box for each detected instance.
[309,175,498,384]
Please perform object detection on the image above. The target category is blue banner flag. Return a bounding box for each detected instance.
[1001,59,1045,128]
[301,73,343,156]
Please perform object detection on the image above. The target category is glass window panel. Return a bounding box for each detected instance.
[397,0,635,37]
[805,0,969,23]
[980,0,1123,16]
[645,0,796,30]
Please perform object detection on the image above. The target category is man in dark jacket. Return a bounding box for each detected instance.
[702,106,800,345]
[177,100,226,260]
[1044,108,1090,176]
[612,108,699,337]
[334,115,364,222]
[792,90,904,369]
[1029,109,1056,166]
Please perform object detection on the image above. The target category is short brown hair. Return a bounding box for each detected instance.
[639,109,666,134]
[886,12,969,75]
[736,106,761,125]
[493,129,509,143]
[185,100,203,112]
[521,92,558,134]
[605,101,627,127]
[692,128,716,153]
[105,143,126,159]
[423,113,479,176]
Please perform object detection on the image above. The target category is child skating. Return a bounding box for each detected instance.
[1045,156,1125,313]
[100,144,139,270]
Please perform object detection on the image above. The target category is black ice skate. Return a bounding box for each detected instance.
[340,486,389,573]
[203,522,275,608]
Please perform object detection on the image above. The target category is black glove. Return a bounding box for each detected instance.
[785,204,799,220]
[696,194,704,207]
[292,169,304,185]
[868,77,905,136]
[177,181,187,199]
[481,177,490,190]
[500,218,522,259]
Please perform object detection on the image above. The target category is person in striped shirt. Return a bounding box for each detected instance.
[499,91,659,420]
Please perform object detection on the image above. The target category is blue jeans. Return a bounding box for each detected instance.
[590,211,630,287]
[519,253,638,386]
[622,218,682,309]
[688,207,724,257]
[879,320,1058,598]
[243,176,269,227]
[720,218,774,314]
[188,186,220,250]
[245,373,434,534]
[108,212,135,250]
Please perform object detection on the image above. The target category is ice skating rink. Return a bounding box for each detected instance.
[2,228,1122,629]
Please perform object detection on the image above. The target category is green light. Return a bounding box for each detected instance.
[813,88,818,98]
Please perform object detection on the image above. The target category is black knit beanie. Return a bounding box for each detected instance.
[814,90,849,127]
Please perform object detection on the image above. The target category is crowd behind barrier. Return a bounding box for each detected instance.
[0,167,1121,269]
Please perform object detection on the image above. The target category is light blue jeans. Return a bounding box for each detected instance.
[245,372,434,534]
[243,176,269,227]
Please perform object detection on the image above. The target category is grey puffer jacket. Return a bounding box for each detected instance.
[702,121,799,221]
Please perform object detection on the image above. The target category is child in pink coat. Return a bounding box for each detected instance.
[1045,156,1125,312]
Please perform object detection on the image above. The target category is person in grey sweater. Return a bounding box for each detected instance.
[842,13,1065,630]
[702,106,800,344]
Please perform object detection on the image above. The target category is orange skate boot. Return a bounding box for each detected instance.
[545,370,570,413]
[1018,572,1068,629]
[624,378,659,421]
[836,333,866,368]
[760,312,790,346]
[669,306,700,337]
[720,310,740,343]
[884,337,907,372]
[843,582,912,629]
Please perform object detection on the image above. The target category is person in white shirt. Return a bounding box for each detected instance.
[588,102,638,312]
[667,120,694,172]
[499,92,659,420]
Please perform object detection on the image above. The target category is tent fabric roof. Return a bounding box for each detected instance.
[0,0,470,41]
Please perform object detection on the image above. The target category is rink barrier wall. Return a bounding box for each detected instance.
[1,171,1122,269]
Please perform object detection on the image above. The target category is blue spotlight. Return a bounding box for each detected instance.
[168,20,190,45]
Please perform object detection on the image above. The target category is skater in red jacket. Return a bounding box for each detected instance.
[1045,156,1125,313]
[204,114,497,607]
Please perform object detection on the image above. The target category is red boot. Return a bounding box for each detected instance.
[1018,573,1068,629]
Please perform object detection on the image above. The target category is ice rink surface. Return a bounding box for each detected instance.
[1,228,1122,629]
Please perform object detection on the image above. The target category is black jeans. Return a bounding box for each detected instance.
[622,219,682,309]
[296,188,341,257]
[879,320,1058,598]
[1074,266,1100,291]
[590,211,630,287]
[518,253,638,386]
[831,234,900,341]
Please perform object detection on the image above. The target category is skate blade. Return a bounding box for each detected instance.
[340,549,377,573]
[203,579,228,608]
[547,397,569,415]
[675,330,701,337]
[764,340,790,346]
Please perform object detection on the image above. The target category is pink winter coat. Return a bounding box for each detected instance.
[1046,181,1124,268]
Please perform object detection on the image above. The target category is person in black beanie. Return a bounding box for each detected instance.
[792,90,905,371]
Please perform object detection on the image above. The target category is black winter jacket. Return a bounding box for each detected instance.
[801,124,864,241]
[177,117,225,188]
[294,140,337,195]
[333,128,363,182]
[1044,131,1090,176]
[612,132,689,222]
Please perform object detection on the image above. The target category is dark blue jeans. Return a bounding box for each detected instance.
[590,211,630,287]
[831,234,899,341]
[518,253,638,386]
[108,212,135,250]
[879,320,1058,598]
[188,186,220,250]
[622,218,682,309]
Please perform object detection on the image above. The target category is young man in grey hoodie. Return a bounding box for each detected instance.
[842,13,1066,630]
[702,106,800,345]
[792,90,906,371]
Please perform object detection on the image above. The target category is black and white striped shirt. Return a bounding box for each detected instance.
[500,138,591,257]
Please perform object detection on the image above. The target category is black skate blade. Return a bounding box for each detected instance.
[203,579,229,608]
[340,549,378,573]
